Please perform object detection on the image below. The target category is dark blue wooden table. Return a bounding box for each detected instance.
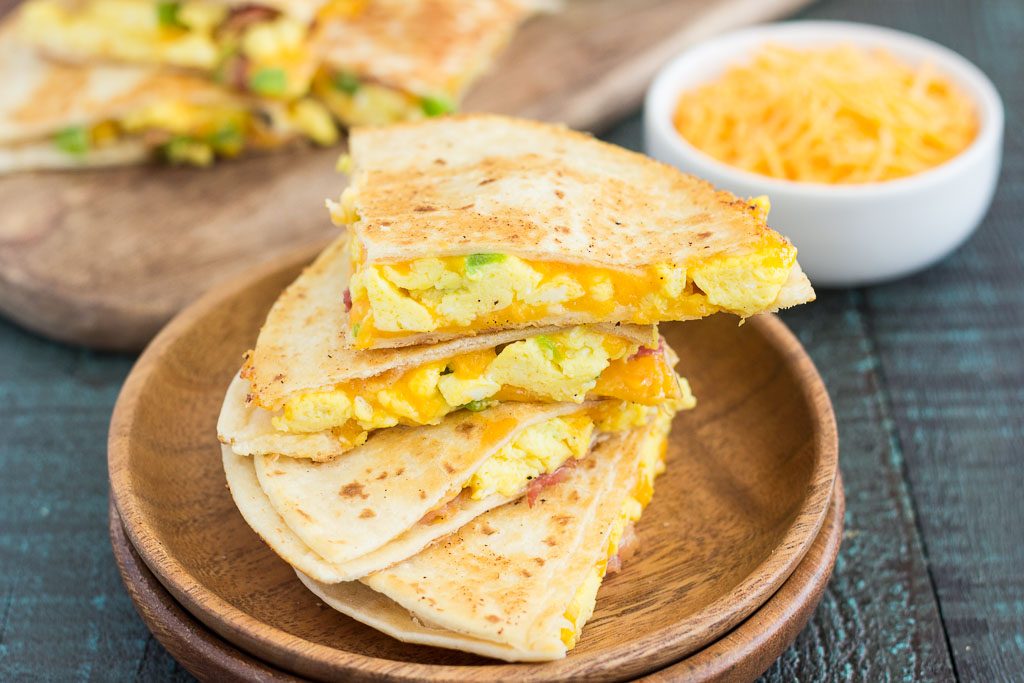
[2,0,1022,680]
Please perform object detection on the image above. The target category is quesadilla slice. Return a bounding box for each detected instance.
[17,0,547,117]
[222,399,674,582]
[15,0,362,100]
[329,114,815,349]
[297,409,673,661]
[0,28,336,172]
[218,234,693,461]
[311,0,547,126]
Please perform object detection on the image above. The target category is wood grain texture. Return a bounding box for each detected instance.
[0,0,810,352]
[109,501,304,683]
[106,245,837,681]
[850,1,1024,677]
[759,293,956,681]
[108,482,844,683]
[759,4,1024,681]
[641,478,844,683]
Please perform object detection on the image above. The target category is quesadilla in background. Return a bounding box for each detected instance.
[297,410,673,661]
[0,28,337,172]
[222,398,677,582]
[17,0,548,118]
[329,114,815,349]
[312,0,548,126]
[218,234,693,461]
[15,0,363,100]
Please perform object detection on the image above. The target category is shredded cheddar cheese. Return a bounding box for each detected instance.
[673,44,978,183]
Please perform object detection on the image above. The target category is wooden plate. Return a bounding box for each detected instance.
[107,244,838,681]
[0,0,810,351]
[108,479,844,682]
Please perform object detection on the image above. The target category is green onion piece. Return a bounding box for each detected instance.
[156,1,184,28]
[332,72,360,95]
[420,95,455,117]
[351,322,362,338]
[162,137,214,166]
[249,68,288,97]
[53,126,90,155]
[534,335,562,362]
[208,122,244,155]
[464,400,489,412]
[465,253,507,273]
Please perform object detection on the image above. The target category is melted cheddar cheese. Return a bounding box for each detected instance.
[431,402,656,520]
[345,238,796,348]
[271,327,686,439]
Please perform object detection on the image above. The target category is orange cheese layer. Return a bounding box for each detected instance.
[347,233,795,349]
[271,333,685,437]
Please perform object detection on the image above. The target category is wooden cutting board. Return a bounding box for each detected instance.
[0,0,810,350]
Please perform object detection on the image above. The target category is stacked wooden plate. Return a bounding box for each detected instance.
[107,245,841,682]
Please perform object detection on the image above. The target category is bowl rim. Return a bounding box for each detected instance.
[645,19,1005,197]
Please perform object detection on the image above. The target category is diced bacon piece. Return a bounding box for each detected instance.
[219,4,280,35]
[628,338,665,361]
[220,53,251,91]
[526,458,578,507]
[343,288,352,312]
[606,522,639,575]
[418,491,465,525]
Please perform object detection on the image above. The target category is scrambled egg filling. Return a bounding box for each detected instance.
[271,327,683,437]
[19,0,364,99]
[560,410,672,649]
[461,401,654,504]
[312,69,453,127]
[464,414,594,500]
[48,97,337,165]
[344,238,796,347]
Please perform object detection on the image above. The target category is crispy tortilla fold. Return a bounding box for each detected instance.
[0,30,233,142]
[318,0,550,101]
[341,114,808,269]
[0,23,307,172]
[222,399,601,582]
[298,420,667,661]
[335,114,814,347]
[242,233,657,411]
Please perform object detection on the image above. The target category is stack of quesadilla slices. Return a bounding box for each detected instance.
[0,0,546,172]
[217,114,815,661]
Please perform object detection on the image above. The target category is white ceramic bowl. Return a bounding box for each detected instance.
[644,21,1004,287]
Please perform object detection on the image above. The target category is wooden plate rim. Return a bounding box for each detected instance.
[108,244,838,681]
[108,480,845,683]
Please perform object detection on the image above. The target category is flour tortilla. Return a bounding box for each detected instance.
[0,23,296,173]
[222,399,610,581]
[338,114,814,347]
[298,420,666,661]
[243,232,657,411]
[343,114,812,271]
[318,0,552,100]
[0,137,149,171]
[223,443,507,582]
